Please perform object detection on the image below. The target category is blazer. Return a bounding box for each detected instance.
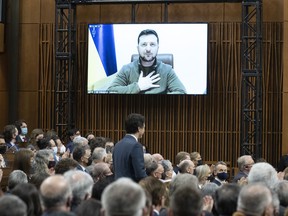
[113,135,147,182]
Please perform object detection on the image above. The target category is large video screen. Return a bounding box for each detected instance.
[87,23,208,94]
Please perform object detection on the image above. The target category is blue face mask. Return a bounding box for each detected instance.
[21,127,28,135]
[217,172,229,181]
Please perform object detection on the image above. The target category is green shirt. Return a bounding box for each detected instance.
[107,59,187,94]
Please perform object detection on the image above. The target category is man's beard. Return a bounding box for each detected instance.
[140,55,156,62]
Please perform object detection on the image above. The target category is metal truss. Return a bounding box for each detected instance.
[55,0,76,138]
[240,0,263,159]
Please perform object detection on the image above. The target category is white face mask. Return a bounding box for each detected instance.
[52,147,58,154]
[60,145,66,154]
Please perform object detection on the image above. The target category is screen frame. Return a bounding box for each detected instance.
[87,22,208,95]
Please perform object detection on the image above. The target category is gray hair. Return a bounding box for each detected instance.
[33,149,54,174]
[73,136,88,148]
[0,194,27,216]
[101,177,146,216]
[274,180,288,207]
[64,170,94,203]
[8,170,28,190]
[237,183,273,216]
[237,155,253,171]
[170,173,199,196]
[91,147,107,161]
[247,162,279,190]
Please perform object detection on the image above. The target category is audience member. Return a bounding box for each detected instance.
[173,151,191,174]
[63,170,94,212]
[3,124,19,152]
[90,162,114,183]
[113,113,147,182]
[101,177,147,216]
[233,183,274,216]
[40,175,72,214]
[214,183,241,216]
[232,155,254,183]
[278,154,288,172]
[195,164,212,188]
[66,128,81,152]
[29,172,50,190]
[212,161,229,186]
[86,147,107,174]
[139,176,168,216]
[92,177,113,201]
[247,162,279,189]
[74,198,102,216]
[104,137,114,154]
[12,148,34,179]
[7,170,28,191]
[54,158,78,174]
[201,182,219,198]
[169,185,203,216]
[11,183,42,216]
[151,163,165,180]
[33,149,55,176]
[169,173,199,196]
[152,153,164,162]
[72,145,91,172]
[273,180,288,207]
[0,194,27,216]
[178,159,195,174]
[14,119,29,144]
[190,151,203,166]
[160,159,174,183]
[29,128,44,149]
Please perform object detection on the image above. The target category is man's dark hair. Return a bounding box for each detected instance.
[125,113,145,134]
[214,183,241,216]
[55,158,78,174]
[67,128,78,137]
[170,186,203,216]
[3,124,17,143]
[72,146,86,162]
[138,29,159,44]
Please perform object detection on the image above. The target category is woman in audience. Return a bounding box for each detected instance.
[32,149,55,176]
[195,164,212,188]
[12,148,34,179]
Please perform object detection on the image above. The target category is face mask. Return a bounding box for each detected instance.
[52,147,58,154]
[21,127,28,135]
[60,145,66,154]
[217,172,229,181]
[197,160,203,166]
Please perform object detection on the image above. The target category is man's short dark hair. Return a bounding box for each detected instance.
[125,113,145,134]
[214,183,241,215]
[138,29,159,44]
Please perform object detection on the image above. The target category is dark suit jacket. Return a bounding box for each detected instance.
[232,170,247,183]
[113,135,147,182]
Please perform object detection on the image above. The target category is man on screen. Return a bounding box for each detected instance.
[107,29,186,94]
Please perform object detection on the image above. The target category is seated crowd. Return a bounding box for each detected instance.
[0,119,288,216]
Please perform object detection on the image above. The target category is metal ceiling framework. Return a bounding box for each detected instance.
[54,0,263,158]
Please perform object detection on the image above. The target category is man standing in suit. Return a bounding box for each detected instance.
[113,113,147,182]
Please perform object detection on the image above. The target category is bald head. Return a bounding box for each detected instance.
[40,175,72,211]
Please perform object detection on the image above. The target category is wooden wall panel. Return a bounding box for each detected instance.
[19,0,40,24]
[282,0,288,154]
[19,24,39,91]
